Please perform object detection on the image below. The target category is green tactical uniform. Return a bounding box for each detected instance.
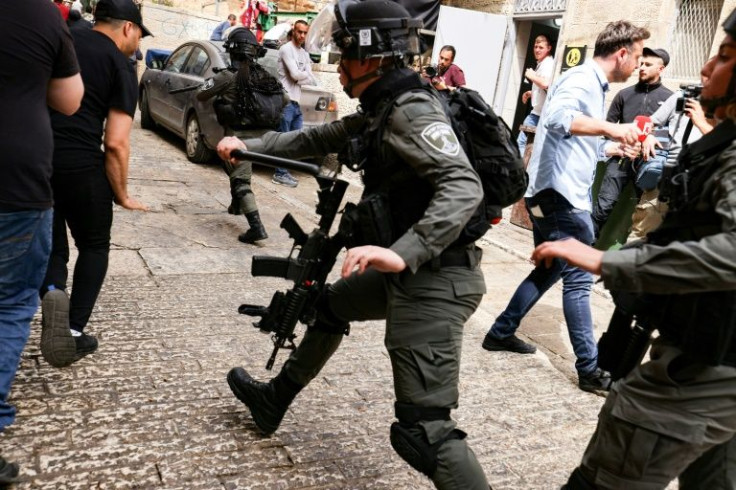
[568,120,736,489]
[197,68,281,216]
[243,69,491,489]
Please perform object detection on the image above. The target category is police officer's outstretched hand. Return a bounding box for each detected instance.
[531,238,603,275]
[342,246,407,277]
[217,136,247,165]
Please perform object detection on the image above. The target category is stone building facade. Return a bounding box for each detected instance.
[142,0,735,130]
[444,0,736,133]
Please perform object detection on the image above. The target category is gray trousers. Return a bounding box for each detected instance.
[575,340,736,489]
[224,128,264,216]
[282,261,490,490]
[223,158,256,215]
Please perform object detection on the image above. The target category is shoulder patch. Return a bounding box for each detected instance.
[420,122,460,156]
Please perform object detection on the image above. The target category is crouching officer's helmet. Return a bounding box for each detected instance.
[223,27,266,62]
[329,0,422,61]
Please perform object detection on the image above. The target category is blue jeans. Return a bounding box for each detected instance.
[488,189,597,375]
[0,209,52,429]
[275,101,303,177]
[517,112,540,157]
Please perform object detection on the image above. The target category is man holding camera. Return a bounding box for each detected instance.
[424,45,465,92]
[632,81,714,237]
[591,47,673,238]
[533,10,736,488]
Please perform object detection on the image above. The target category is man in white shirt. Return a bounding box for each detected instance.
[273,19,317,187]
[517,34,555,156]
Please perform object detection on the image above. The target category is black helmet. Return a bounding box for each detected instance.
[725,9,736,101]
[223,27,265,60]
[331,0,422,60]
[724,8,736,38]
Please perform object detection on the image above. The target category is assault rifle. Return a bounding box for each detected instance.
[230,149,348,370]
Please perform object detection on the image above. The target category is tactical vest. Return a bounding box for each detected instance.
[644,119,736,365]
[338,70,436,249]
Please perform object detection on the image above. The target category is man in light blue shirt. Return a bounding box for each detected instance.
[210,14,237,41]
[482,20,646,395]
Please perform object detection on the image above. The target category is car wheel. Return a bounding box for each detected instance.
[185,113,214,163]
[140,89,156,130]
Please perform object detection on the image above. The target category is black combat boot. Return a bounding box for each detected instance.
[0,455,19,485]
[227,367,302,435]
[238,211,268,244]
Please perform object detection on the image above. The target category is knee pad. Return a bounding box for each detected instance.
[389,403,466,477]
[311,290,350,336]
[231,183,253,200]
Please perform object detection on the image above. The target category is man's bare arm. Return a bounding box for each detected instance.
[47,74,84,115]
[571,115,640,145]
[104,108,148,211]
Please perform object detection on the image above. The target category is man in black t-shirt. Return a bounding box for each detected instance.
[0,0,83,482]
[40,0,151,369]
[592,47,673,238]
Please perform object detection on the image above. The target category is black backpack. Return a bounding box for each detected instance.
[373,86,528,245]
[235,63,286,130]
[443,88,528,242]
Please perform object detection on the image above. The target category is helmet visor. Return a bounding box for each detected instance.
[304,0,343,55]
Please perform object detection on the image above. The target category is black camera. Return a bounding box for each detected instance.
[675,83,703,112]
[423,64,438,77]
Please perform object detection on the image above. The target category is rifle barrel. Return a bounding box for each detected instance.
[231,149,320,176]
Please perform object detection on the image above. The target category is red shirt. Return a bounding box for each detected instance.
[440,64,466,88]
[54,1,70,20]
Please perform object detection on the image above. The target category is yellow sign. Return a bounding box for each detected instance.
[566,48,581,67]
[561,45,587,72]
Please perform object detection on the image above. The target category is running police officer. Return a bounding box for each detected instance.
[197,27,287,243]
[532,9,736,489]
[216,0,491,488]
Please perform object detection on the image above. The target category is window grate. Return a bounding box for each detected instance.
[667,0,724,80]
[514,0,567,16]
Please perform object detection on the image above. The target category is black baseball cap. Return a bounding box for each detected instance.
[95,0,152,37]
[642,47,670,66]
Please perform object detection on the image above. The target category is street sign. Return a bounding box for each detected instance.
[561,45,586,72]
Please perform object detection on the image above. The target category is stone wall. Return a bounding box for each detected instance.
[553,0,736,95]
[148,0,327,19]
[141,2,223,52]
[444,0,511,15]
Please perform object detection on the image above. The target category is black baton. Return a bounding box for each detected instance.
[230,149,320,176]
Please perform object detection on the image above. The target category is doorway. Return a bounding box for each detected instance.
[510,19,561,142]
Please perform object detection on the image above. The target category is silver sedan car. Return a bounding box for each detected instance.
[139,40,339,163]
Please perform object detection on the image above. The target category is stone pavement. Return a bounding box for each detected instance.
[1,113,624,489]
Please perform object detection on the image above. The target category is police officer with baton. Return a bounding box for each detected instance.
[217,0,491,487]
